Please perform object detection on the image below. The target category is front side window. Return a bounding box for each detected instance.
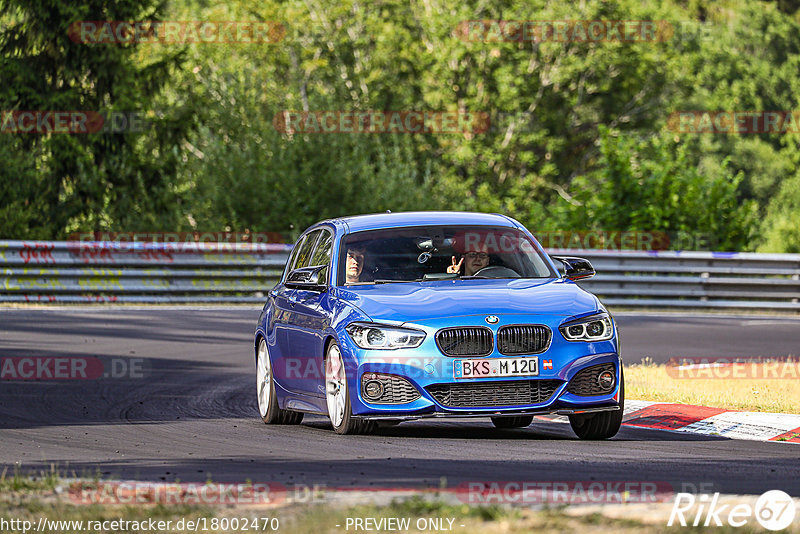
[282,233,307,281]
[337,225,556,285]
[308,229,334,282]
[288,229,322,274]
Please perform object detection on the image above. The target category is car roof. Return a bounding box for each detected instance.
[333,211,520,234]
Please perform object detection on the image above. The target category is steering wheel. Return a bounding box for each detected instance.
[473,265,521,278]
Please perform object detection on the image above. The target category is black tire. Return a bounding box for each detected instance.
[568,368,624,440]
[491,416,534,428]
[257,338,304,425]
[331,388,376,435]
[325,341,375,435]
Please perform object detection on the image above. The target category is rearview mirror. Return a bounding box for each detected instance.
[285,265,328,290]
[551,256,595,281]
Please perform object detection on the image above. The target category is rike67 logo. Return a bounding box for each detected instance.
[669,490,796,530]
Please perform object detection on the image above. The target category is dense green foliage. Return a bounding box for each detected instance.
[1,0,799,250]
[0,0,197,238]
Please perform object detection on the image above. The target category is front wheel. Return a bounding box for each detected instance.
[325,341,375,435]
[256,338,303,425]
[568,369,624,440]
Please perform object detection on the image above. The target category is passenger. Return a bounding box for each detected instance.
[345,246,366,283]
[447,244,490,276]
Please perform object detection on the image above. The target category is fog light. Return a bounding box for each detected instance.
[364,380,384,400]
[597,370,615,391]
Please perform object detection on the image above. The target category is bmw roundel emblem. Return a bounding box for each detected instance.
[485,315,499,324]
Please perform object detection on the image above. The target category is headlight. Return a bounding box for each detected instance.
[346,322,426,350]
[559,313,614,342]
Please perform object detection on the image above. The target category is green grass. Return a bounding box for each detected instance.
[0,466,60,493]
[625,358,800,413]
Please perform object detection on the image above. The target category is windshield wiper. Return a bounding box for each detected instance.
[422,273,457,281]
[370,276,494,284]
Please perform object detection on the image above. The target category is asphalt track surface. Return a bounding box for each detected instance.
[1,307,798,496]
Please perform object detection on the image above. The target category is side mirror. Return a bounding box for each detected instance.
[551,256,595,281]
[285,265,328,290]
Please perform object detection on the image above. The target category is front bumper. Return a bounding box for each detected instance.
[338,314,622,418]
[356,405,620,422]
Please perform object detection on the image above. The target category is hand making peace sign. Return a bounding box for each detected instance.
[447,255,463,274]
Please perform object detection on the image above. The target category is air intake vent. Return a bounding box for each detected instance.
[361,374,421,404]
[566,363,616,396]
[426,379,562,408]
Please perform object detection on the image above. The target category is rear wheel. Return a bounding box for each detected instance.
[325,341,375,435]
[256,338,303,425]
[491,416,533,428]
[568,369,624,440]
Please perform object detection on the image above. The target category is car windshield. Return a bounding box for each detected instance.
[338,225,556,285]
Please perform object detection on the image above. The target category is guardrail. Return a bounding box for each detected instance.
[1,241,799,310]
[0,240,290,303]
[550,249,800,311]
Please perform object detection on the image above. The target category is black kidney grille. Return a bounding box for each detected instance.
[566,363,616,396]
[435,327,493,357]
[426,379,562,408]
[497,325,551,355]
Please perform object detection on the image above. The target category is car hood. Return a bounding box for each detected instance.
[334,279,599,323]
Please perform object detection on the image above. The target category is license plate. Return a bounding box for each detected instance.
[453,357,539,379]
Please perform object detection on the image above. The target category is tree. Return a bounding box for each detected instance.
[0,0,194,237]
[549,128,758,251]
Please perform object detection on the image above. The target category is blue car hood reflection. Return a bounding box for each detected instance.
[335,278,598,322]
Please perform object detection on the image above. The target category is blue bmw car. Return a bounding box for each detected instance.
[254,211,623,439]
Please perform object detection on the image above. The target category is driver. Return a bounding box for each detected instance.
[345,246,366,283]
[447,243,490,276]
